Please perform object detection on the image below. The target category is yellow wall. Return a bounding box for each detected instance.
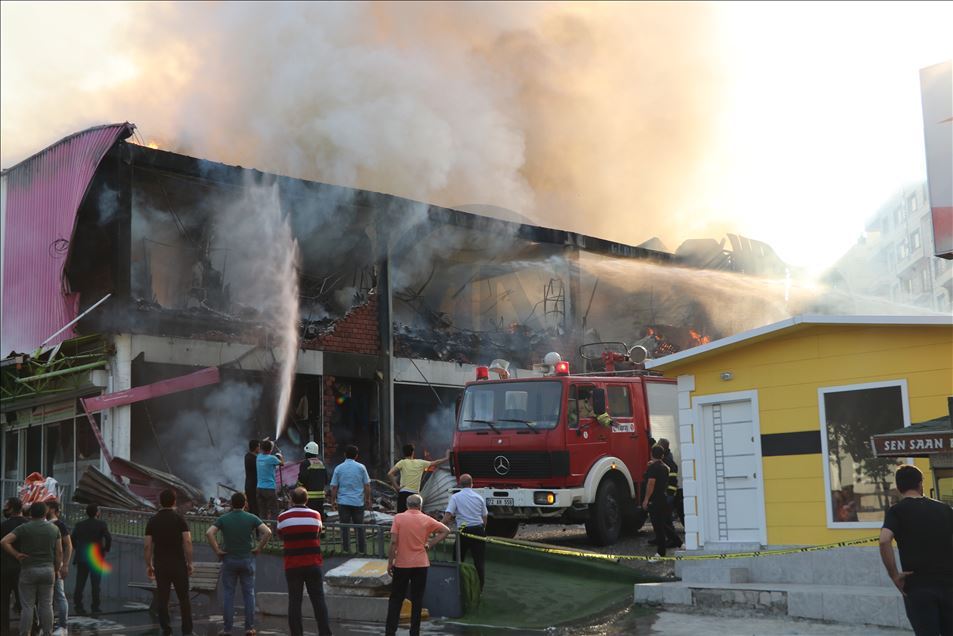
[661,323,952,545]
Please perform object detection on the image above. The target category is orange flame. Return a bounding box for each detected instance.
[689,329,711,345]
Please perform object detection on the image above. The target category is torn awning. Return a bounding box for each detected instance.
[1,123,135,355]
[80,366,220,467]
[82,366,221,413]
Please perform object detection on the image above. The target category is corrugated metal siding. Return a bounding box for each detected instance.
[0,123,134,355]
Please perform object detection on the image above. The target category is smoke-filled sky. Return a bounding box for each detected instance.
[2,1,950,275]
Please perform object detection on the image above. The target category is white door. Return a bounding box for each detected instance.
[700,397,766,544]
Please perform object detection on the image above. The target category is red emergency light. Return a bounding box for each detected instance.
[476,366,490,381]
[555,361,570,376]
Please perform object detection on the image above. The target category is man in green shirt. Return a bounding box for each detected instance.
[206,492,271,635]
[0,502,62,636]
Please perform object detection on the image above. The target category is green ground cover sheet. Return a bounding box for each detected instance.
[454,539,661,630]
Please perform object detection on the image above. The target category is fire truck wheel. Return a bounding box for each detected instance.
[585,479,622,546]
[486,517,520,538]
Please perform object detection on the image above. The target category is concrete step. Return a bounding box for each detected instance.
[679,566,750,584]
[634,582,911,630]
[673,546,896,588]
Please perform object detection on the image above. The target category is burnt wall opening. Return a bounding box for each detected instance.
[394,385,461,462]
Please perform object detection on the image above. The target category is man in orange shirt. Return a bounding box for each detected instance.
[385,494,450,636]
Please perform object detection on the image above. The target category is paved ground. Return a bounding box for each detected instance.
[8,523,913,634]
[14,600,913,635]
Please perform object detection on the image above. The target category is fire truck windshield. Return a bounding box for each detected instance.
[458,381,563,431]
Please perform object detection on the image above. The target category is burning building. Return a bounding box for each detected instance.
[0,123,798,500]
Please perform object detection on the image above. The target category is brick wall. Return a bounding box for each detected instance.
[312,291,380,355]
[314,292,381,458]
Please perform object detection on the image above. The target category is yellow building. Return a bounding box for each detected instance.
[645,315,953,550]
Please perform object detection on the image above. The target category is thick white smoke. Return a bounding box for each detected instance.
[161,381,262,496]
[1,2,728,248]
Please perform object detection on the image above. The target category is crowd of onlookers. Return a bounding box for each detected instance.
[232,439,467,636]
[0,440,475,636]
[1,498,111,636]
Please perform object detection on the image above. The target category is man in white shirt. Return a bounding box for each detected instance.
[440,474,489,590]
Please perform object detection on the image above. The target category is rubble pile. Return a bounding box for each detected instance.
[370,479,397,512]
[74,458,205,511]
[393,321,562,368]
[75,467,156,510]
[132,297,342,345]
[192,497,229,516]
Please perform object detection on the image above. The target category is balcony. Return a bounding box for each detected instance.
[935,260,953,294]
[895,242,926,277]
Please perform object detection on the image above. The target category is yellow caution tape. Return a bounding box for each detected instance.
[463,533,879,562]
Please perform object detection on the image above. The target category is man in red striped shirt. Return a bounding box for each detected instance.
[277,487,333,636]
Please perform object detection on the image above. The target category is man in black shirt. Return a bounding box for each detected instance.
[880,464,953,636]
[245,439,260,516]
[1,497,27,636]
[71,504,112,615]
[145,489,194,636]
[641,445,682,557]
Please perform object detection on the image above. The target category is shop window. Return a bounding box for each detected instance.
[25,427,42,476]
[935,468,953,506]
[606,386,632,417]
[77,412,102,463]
[819,381,910,528]
[45,422,77,490]
[3,430,18,481]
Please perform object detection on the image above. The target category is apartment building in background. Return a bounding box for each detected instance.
[827,182,953,314]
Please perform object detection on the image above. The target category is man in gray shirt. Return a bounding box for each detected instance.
[441,474,488,589]
[0,502,63,636]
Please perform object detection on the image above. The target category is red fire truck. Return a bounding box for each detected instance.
[450,349,678,546]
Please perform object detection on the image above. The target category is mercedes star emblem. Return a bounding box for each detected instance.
[493,455,510,475]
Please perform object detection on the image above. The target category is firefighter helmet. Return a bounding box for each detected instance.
[304,441,320,455]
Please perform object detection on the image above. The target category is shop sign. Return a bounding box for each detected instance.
[872,432,953,456]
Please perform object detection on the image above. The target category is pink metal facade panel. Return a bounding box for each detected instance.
[1,123,134,355]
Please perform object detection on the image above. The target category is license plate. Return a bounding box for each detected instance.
[486,497,514,507]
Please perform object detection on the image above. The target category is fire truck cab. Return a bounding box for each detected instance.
[450,358,678,546]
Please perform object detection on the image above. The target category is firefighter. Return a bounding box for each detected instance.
[296,442,328,519]
[658,438,684,524]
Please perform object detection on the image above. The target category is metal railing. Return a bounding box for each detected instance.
[63,503,457,561]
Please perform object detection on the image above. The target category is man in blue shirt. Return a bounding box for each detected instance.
[256,440,284,522]
[329,445,371,553]
[441,474,489,589]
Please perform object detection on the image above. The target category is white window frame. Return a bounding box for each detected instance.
[818,379,911,529]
